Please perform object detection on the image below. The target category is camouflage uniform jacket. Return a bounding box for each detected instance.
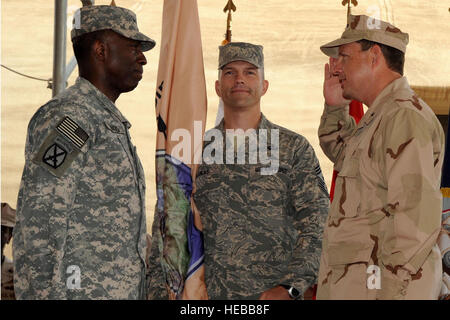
[13,77,147,300]
[192,114,329,299]
[317,77,445,299]
[2,256,15,300]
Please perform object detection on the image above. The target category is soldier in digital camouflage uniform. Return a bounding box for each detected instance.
[13,4,155,299]
[2,203,16,300]
[148,42,329,300]
[317,15,445,299]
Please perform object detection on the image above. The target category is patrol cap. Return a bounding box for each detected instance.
[218,42,264,69]
[71,5,156,52]
[1,203,15,228]
[320,14,409,58]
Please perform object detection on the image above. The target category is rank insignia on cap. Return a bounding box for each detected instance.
[43,143,67,169]
[57,116,89,149]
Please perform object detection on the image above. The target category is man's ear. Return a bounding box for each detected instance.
[93,39,106,62]
[215,80,222,98]
[261,80,269,96]
[370,44,384,68]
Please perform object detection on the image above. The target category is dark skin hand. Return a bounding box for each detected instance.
[259,286,292,300]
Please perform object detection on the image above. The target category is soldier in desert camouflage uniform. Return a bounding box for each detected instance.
[317,15,445,299]
[153,42,329,300]
[13,5,155,299]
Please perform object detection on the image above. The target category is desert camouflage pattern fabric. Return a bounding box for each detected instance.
[2,257,15,300]
[13,77,147,299]
[320,14,409,58]
[218,42,264,69]
[71,5,155,51]
[317,77,445,299]
[194,114,328,299]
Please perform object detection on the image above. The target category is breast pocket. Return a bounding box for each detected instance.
[333,157,361,219]
[194,165,225,206]
[82,123,135,200]
[248,164,290,204]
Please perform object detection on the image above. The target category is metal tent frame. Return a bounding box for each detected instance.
[52,0,94,97]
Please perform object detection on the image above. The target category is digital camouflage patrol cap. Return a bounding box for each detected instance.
[71,5,156,52]
[218,42,264,69]
[320,14,409,58]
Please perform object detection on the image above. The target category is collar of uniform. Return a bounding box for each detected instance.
[215,112,272,132]
[76,77,132,129]
[215,112,276,155]
[359,77,409,127]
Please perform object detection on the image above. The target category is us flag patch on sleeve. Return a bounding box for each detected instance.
[57,116,89,149]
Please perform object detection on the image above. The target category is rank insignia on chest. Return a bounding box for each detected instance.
[33,116,89,178]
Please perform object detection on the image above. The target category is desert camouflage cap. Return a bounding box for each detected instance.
[71,5,156,52]
[218,42,264,69]
[1,203,15,228]
[320,14,409,58]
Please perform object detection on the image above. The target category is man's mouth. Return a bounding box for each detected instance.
[134,69,143,79]
[231,88,250,94]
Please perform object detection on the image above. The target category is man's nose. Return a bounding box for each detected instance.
[333,57,343,74]
[234,72,245,84]
[137,49,147,66]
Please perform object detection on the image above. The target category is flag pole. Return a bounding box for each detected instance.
[222,0,236,45]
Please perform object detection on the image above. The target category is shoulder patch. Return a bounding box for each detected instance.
[57,116,89,149]
[32,117,89,178]
[43,143,67,168]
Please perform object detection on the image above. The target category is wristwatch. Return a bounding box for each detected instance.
[279,284,301,300]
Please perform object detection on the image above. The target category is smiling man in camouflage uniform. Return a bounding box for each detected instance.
[317,15,445,299]
[189,42,328,299]
[13,4,155,299]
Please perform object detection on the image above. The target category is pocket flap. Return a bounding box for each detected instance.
[337,157,359,178]
[104,121,125,134]
[328,242,373,266]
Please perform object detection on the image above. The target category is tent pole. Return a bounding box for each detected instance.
[52,0,67,97]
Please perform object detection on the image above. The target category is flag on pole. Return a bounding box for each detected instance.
[329,100,364,201]
[154,0,208,300]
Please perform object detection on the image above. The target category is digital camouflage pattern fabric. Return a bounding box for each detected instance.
[317,77,445,299]
[71,5,155,51]
[13,77,147,299]
[218,42,264,69]
[194,114,329,299]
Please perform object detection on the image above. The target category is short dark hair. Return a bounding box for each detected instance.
[72,30,110,64]
[356,39,405,76]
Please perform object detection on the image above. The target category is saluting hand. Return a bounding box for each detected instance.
[323,57,350,107]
